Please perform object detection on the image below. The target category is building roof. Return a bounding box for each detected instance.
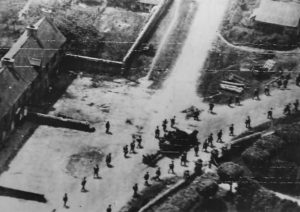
[254,0,300,28]
[137,0,161,5]
[0,17,66,121]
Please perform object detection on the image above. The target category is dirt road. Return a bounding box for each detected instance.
[0,0,300,211]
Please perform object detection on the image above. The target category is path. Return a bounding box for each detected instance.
[218,33,300,55]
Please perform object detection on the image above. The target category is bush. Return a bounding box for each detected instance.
[242,146,270,171]
[254,135,284,155]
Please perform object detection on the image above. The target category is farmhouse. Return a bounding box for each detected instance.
[253,0,300,35]
[0,17,66,143]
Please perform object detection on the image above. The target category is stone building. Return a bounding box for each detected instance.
[0,17,66,143]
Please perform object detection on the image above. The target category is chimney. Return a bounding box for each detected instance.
[26,24,38,37]
[1,57,15,69]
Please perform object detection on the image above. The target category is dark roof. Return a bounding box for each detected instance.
[254,0,300,28]
[0,17,66,121]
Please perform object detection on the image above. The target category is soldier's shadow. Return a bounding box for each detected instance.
[107,164,114,168]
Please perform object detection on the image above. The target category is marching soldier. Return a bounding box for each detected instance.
[267,108,273,119]
[229,124,234,136]
[154,167,161,181]
[163,119,168,126]
[216,129,223,143]
[63,193,68,208]
[253,88,259,100]
[144,172,150,186]
[170,116,176,128]
[123,145,129,158]
[202,139,209,152]
[136,135,143,149]
[245,116,251,129]
[209,102,215,113]
[194,143,199,157]
[133,183,138,197]
[168,160,175,174]
[264,85,270,96]
[106,204,112,212]
[93,164,99,179]
[194,109,200,121]
[284,104,291,115]
[130,141,135,154]
[162,122,167,132]
[155,126,160,139]
[106,153,112,167]
[81,177,87,192]
[208,133,214,147]
[105,121,110,134]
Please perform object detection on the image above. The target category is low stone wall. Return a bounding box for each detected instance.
[62,0,173,75]
[122,0,174,72]
[63,54,123,75]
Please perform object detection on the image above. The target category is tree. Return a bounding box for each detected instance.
[196,179,218,200]
[217,162,244,192]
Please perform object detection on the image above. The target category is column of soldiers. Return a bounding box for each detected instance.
[63,91,300,211]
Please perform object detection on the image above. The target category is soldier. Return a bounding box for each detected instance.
[63,193,68,208]
[123,145,129,158]
[163,119,168,126]
[170,116,176,128]
[106,153,112,167]
[208,133,214,147]
[136,135,143,149]
[105,121,110,134]
[81,177,87,192]
[235,96,240,106]
[154,167,161,181]
[253,88,259,100]
[209,102,215,113]
[229,124,234,136]
[283,78,288,89]
[277,79,282,88]
[162,122,167,132]
[144,172,150,186]
[194,159,203,175]
[194,143,199,157]
[168,160,175,174]
[180,154,186,166]
[133,183,138,197]
[216,130,223,143]
[267,108,273,120]
[93,164,99,179]
[294,99,299,112]
[202,139,209,152]
[228,96,233,107]
[194,109,200,121]
[155,126,160,139]
[245,116,251,129]
[106,204,112,212]
[296,73,300,86]
[284,104,291,115]
[130,141,135,154]
[264,85,270,96]
[209,149,219,168]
